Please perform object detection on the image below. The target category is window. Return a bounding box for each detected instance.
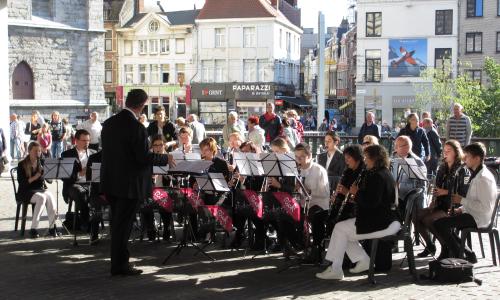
[243,27,256,48]
[176,64,185,85]
[105,61,112,83]
[105,30,112,51]
[139,64,147,83]
[466,32,482,53]
[466,69,482,82]
[435,48,452,70]
[497,32,500,52]
[435,10,453,35]
[124,40,133,55]
[175,39,185,54]
[467,0,483,17]
[243,59,256,82]
[150,64,159,84]
[149,20,159,32]
[258,59,269,82]
[215,60,226,82]
[365,50,381,82]
[124,64,134,84]
[149,40,158,54]
[160,39,169,54]
[366,12,382,37]
[286,32,291,52]
[161,64,170,83]
[279,29,283,49]
[201,60,213,82]
[215,28,226,48]
[139,40,147,54]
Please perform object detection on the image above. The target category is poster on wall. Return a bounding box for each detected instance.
[388,39,427,77]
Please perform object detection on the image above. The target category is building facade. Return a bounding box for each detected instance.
[8,0,107,122]
[190,0,303,127]
[103,0,124,109]
[116,0,198,119]
[356,0,459,128]
[457,0,500,85]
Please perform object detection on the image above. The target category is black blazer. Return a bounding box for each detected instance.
[61,147,96,200]
[317,150,345,190]
[147,120,177,142]
[101,110,169,200]
[355,167,397,234]
[17,161,46,204]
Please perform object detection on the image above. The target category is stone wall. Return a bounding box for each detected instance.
[7,0,31,20]
[88,0,104,30]
[88,32,105,104]
[53,0,87,28]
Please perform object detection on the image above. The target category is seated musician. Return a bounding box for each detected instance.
[317,131,345,193]
[267,138,298,257]
[227,132,244,164]
[193,137,230,240]
[317,145,400,280]
[327,144,365,236]
[85,150,104,244]
[361,135,379,149]
[176,126,196,153]
[294,142,330,263]
[17,142,58,238]
[433,143,497,263]
[415,140,470,258]
[140,134,173,241]
[61,129,96,231]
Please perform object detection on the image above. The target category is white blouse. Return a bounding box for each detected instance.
[299,162,331,210]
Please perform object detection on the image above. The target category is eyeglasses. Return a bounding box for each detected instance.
[152,144,164,147]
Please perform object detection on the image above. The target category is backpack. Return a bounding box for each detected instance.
[423,258,482,285]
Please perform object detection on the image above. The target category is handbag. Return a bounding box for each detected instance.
[423,258,482,285]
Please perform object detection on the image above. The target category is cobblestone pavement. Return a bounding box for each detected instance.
[0,170,499,300]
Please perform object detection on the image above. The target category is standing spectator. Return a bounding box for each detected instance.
[247,116,265,150]
[259,102,281,144]
[419,111,430,127]
[446,103,472,147]
[138,114,149,128]
[0,126,6,173]
[33,110,45,125]
[49,111,66,158]
[62,118,75,151]
[37,123,52,158]
[280,118,299,149]
[25,112,41,142]
[329,119,338,131]
[422,118,442,175]
[398,113,430,161]
[357,112,380,144]
[318,118,329,131]
[381,121,391,135]
[147,106,177,150]
[15,115,27,157]
[78,111,102,151]
[187,114,206,145]
[287,110,304,142]
[9,114,22,160]
[222,111,243,149]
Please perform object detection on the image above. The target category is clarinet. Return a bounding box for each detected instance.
[335,168,365,222]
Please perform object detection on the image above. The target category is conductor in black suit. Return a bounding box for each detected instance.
[101,89,175,276]
[317,131,345,192]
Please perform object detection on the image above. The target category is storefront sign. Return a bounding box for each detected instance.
[392,96,416,108]
[191,83,227,100]
[231,83,274,99]
[275,99,284,106]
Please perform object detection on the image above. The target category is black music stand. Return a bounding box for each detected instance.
[43,157,76,237]
[162,161,214,264]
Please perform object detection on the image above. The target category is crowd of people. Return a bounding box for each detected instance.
[3,92,497,280]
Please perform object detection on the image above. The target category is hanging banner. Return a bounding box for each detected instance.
[152,187,173,212]
[272,192,301,222]
[204,205,233,233]
[242,190,264,219]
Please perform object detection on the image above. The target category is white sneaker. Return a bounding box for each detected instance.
[349,258,370,274]
[315,267,344,280]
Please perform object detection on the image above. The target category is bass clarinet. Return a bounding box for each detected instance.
[335,168,365,222]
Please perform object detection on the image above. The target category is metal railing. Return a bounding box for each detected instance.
[206,131,500,157]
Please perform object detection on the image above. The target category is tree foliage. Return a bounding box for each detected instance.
[414,57,499,137]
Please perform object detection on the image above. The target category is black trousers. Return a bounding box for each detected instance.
[140,206,172,235]
[433,212,477,258]
[109,196,140,273]
[68,184,90,228]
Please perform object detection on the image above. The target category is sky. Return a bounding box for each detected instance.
[160,0,349,30]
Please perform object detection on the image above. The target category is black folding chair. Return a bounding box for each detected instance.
[367,188,423,284]
[10,167,35,236]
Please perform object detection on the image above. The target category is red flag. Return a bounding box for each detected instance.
[272,192,301,222]
[242,190,264,219]
[180,188,205,210]
[204,205,233,233]
[152,188,173,212]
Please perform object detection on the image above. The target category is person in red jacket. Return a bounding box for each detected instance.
[259,103,281,144]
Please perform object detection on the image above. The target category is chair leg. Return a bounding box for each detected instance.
[459,230,468,258]
[15,203,21,231]
[493,229,500,267]
[368,239,379,284]
[478,232,485,258]
[20,203,29,237]
[489,232,497,266]
[466,232,472,250]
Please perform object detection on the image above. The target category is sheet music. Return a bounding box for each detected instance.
[209,173,230,192]
[42,158,60,179]
[153,166,169,175]
[171,151,184,161]
[59,158,77,178]
[392,157,427,181]
[277,153,298,177]
[169,160,213,174]
[195,176,214,191]
[247,153,265,176]
[234,152,252,176]
[260,153,282,177]
[185,152,201,160]
[91,163,101,183]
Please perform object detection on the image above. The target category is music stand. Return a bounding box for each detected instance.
[43,157,76,237]
[162,161,214,264]
[393,157,428,182]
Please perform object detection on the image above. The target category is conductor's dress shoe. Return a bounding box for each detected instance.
[111,266,143,276]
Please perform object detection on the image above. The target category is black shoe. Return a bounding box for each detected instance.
[30,229,39,239]
[48,227,61,237]
[111,266,143,276]
[465,252,478,264]
[147,230,157,241]
[90,235,100,245]
[282,242,297,260]
[302,246,322,264]
[417,245,436,258]
[162,230,171,242]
